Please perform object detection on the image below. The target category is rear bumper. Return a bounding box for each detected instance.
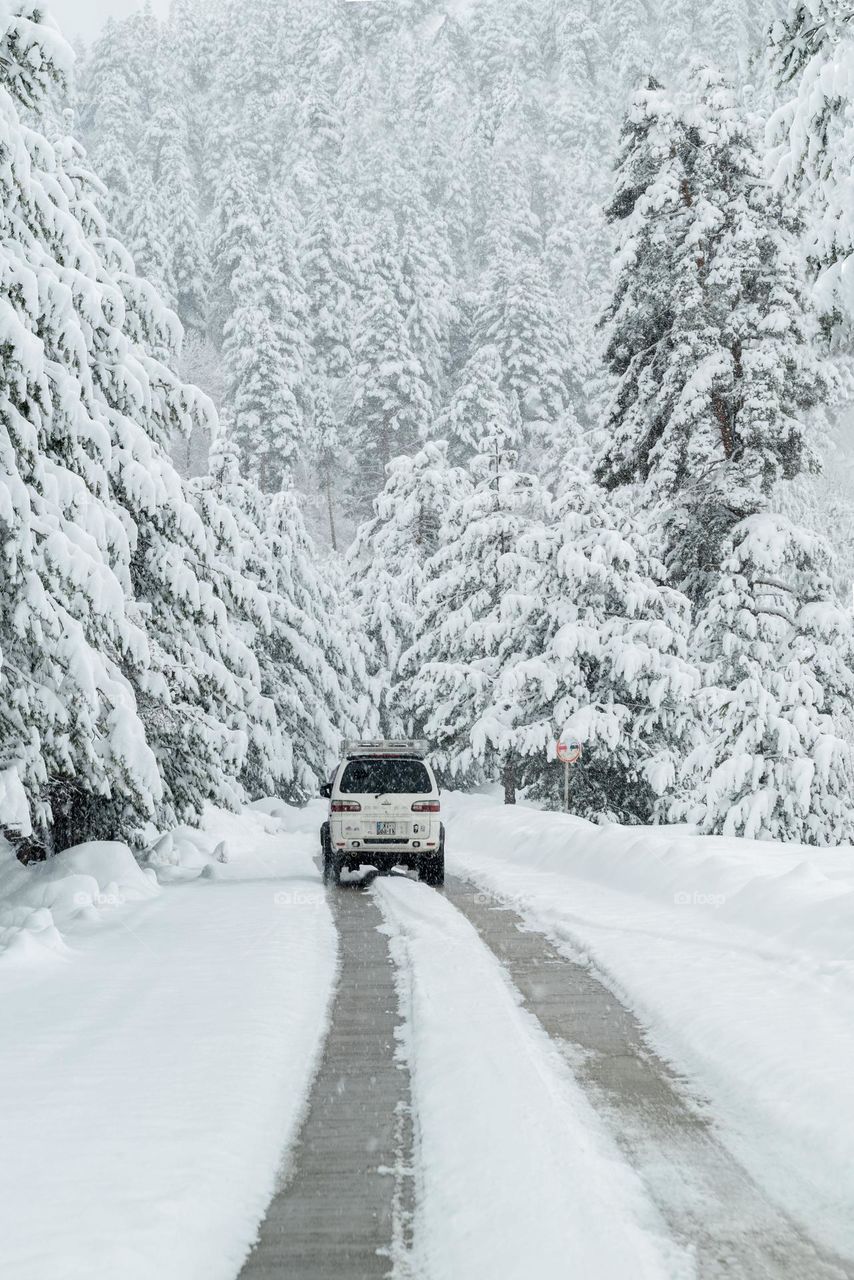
[343,852,417,871]
[332,840,438,857]
[322,821,443,871]
[330,820,440,857]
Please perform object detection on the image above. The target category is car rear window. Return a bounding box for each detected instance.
[339,758,432,795]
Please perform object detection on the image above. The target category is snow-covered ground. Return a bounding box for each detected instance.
[0,802,336,1280]
[445,792,854,1260]
[3,789,852,1278]
[373,874,689,1280]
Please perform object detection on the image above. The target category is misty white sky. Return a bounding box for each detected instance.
[49,0,169,47]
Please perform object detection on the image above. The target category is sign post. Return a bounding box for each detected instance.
[555,738,582,813]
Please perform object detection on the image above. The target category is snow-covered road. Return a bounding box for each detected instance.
[444,793,854,1264]
[238,880,413,1280]
[373,873,688,1280]
[2,795,852,1280]
[440,874,851,1280]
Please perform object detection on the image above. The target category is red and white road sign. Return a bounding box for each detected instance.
[556,738,582,765]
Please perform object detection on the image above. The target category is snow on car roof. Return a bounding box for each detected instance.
[341,739,429,759]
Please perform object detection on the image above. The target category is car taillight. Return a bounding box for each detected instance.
[331,800,361,813]
[411,801,440,813]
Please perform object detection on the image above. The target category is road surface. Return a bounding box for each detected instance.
[239,876,412,1280]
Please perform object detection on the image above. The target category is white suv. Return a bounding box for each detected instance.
[319,741,445,886]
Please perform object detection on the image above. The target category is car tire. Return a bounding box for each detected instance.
[321,825,340,886]
[420,828,445,887]
[324,851,345,886]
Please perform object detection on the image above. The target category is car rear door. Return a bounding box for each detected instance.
[339,757,433,843]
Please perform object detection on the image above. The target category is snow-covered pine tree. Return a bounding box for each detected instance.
[221,194,312,491]
[0,6,281,850]
[602,0,654,89]
[595,77,693,486]
[292,1,350,104]
[302,191,354,384]
[81,296,278,831]
[769,1,854,344]
[412,10,474,134]
[544,5,609,217]
[402,363,546,799]
[546,0,605,148]
[398,178,457,411]
[346,215,431,517]
[0,332,154,840]
[595,67,851,840]
[264,478,372,795]
[60,54,281,836]
[780,462,854,602]
[186,433,295,801]
[598,69,825,598]
[0,11,164,850]
[141,94,209,331]
[473,246,573,435]
[265,192,313,470]
[675,514,854,844]
[704,0,751,77]
[472,155,577,466]
[658,0,698,76]
[301,191,355,543]
[540,6,610,439]
[413,31,479,273]
[343,0,431,50]
[123,179,178,308]
[191,436,356,802]
[499,462,699,823]
[217,0,288,109]
[295,77,344,186]
[435,343,511,467]
[469,0,543,122]
[78,3,161,240]
[208,161,259,343]
[349,442,470,736]
[76,17,140,234]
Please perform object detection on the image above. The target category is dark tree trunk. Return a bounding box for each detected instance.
[324,466,338,552]
[503,757,517,806]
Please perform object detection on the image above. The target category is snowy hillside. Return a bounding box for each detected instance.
[76,0,787,527]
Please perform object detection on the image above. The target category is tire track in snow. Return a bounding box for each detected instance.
[373,873,691,1280]
[443,874,853,1280]
[239,877,413,1280]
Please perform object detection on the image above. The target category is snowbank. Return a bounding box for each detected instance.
[0,802,337,1280]
[445,793,854,1259]
[144,797,327,881]
[0,835,159,963]
[447,793,854,963]
[0,792,325,962]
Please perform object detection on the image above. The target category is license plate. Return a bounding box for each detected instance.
[376,821,397,836]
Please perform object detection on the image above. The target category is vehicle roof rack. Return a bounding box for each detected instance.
[341,739,429,759]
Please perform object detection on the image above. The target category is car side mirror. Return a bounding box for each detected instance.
[320,783,332,799]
